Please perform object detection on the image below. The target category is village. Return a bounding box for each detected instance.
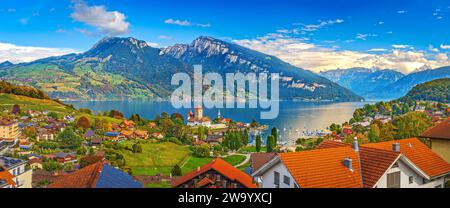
[1,98,450,188]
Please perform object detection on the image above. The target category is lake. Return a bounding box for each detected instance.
[66,100,373,145]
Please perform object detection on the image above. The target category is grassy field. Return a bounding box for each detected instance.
[120,141,191,176]
[238,145,267,153]
[0,93,74,114]
[180,156,213,174]
[144,181,171,188]
[223,155,247,166]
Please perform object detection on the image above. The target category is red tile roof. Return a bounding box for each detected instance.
[0,166,16,187]
[172,158,257,188]
[358,146,400,188]
[250,153,276,171]
[48,162,103,188]
[420,118,450,140]
[278,146,363,188]
[196,177,215,187]
[362,138,450,178]
[317,140,349,149]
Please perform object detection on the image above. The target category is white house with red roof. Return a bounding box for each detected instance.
[252,138,450,188]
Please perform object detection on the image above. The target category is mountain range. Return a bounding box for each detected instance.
[319,68,404,98]
[0,36,362,102]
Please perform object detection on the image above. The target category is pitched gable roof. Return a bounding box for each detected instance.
[362,138,450,178]
[0,166,16,187]
[48,162,141,188]
[172,158,257,188]
[278,146,363,188]
[420,118,450,140]
[317,140,349,149]
[250,153,276,171]
[358,146,400,188]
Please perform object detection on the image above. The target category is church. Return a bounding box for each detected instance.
[187,106,211,127]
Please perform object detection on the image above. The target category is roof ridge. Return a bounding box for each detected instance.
[87,162,104,188]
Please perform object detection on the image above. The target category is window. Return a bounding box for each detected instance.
[274,171,280,186]
[283,175,290,185]
[408,176,413,184]
[387,172,401,188]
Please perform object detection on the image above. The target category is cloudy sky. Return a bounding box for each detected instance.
[1,0,450,73]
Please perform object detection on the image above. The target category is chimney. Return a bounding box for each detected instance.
[392,143,400,152]
[352,137,359,152]
[343,158,353,171]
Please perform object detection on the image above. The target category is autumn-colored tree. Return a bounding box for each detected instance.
[76,116,91,129]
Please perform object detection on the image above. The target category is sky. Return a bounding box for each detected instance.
[1,0,450,73]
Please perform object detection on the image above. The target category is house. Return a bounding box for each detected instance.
[205,134,223,145]
[0,118,20,140]
[48,161,142,188]
[104,132,120,141]
[54,152,77,164]
[120,130,134,139]
[90,137,103,147]
[420,118,450,163]
[252,138,450,188]
[0,156,32,188]
[342,124,353,135]
[187,106,211,127]
[84,130,95,139]
[172,158,257,188]
[28,158,43,170]
[120,120,136,129]
[0,165,16,188]
[19,141,33,150]
[246,153,276,176]
[36,129,54,141]
[151,132,164,139]
[134,130,148,139]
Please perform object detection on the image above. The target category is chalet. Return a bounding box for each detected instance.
[36,129,54,141]
[48,161,142,188]
[134,130,149,139]
[28,158,43,170]
[420,118,450,163]
[120,120,136,130]
[172,158,257,188]
[120,130,134,139]
[84,130,95,139]
[151,132,164,139]
[54,152,77,165]
[187,106,211,127]
[19,141,32,150]
[341,124,353,136]
[246,153,276,176]
[252,138,450,188]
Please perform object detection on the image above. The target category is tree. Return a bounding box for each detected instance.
[393,112,433,139]
[132,143,143,153]
[242,129,249,145]
[192,144,210,157]
[271,128,278,145]
[58,127,82,149]
[76,116,91,129]
[368,124,380,143]
[171,164,182,176]
[47,112,60,119]
[255,135,262,152]
[329,123,342,134]
[266,135,274,153]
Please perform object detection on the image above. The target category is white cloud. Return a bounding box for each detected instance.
[70,0,130,35]
[234,34,450,74]
[298,19,344,32]
[19,18,29,25]
[0,42,79,64]
[397,10,407,14]
[164,18,210,28]
[356,33,376,40]
[378,21,384,25]
[164,19,191,26]
[368,48,388,52]
[440,44,450,49]
[428,45,439,52]
[392,44,410,49]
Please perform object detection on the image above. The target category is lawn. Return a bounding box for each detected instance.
[0,93,74,114]
[144,181,171,188]
[119,141,190,176]
[222,155,247,166]
[238,145,267,153]
[181,156,213,174]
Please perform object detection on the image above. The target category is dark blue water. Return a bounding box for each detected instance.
[66,100,373,144]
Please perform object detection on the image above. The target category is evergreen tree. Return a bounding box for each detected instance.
[255,135,262,152]
[266,135,274,153]
[171,164,182,176]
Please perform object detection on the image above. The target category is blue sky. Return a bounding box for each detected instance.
[1,0,450,73]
